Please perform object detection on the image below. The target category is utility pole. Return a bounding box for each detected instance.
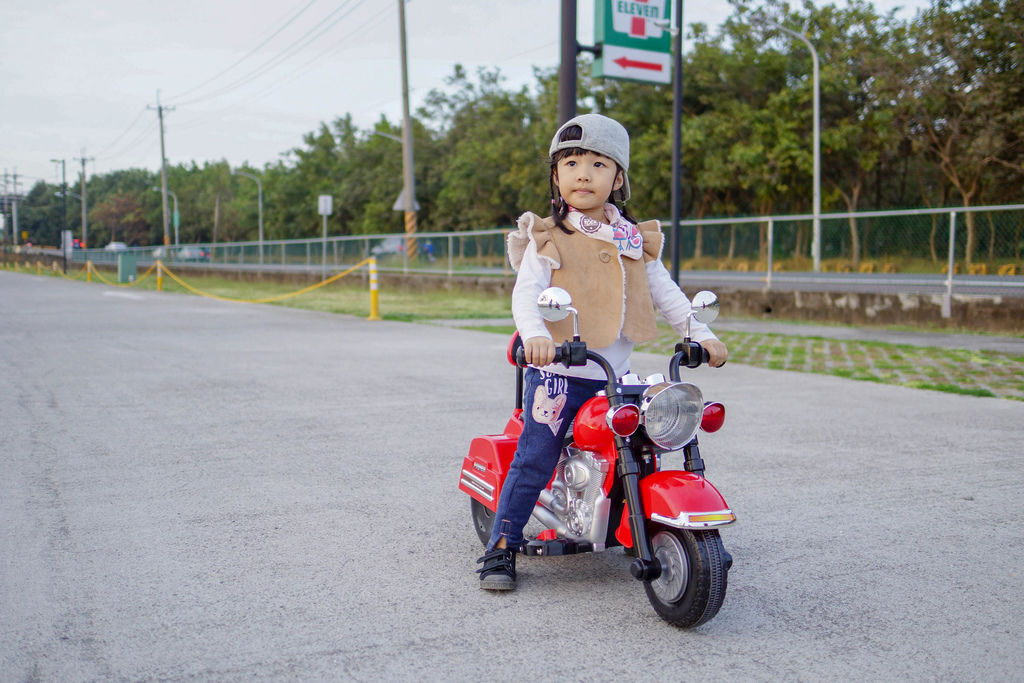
[148,91,175,247]
[74,151,94,248]
[2,169,7,247]
[50,159,67,270]
[2,170,19,247]
[397,0,418,261]
[11,170,19,247]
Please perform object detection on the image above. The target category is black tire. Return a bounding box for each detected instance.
[470,499,495,547]
[643,527,729,628]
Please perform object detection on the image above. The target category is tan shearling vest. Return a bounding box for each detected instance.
[511,213,664,348]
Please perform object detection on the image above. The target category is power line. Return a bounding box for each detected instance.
[97,121,159,162]
[247,3,393,101]
[172,2,394,132]
[164,0,322,103]
[94,107,150,157]
[169,0,368,108]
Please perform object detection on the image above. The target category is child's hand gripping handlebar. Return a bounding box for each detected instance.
[514,340,589,368]
[669,341,710,381]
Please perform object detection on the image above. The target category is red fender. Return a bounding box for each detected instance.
[615,470,733,547]
[458,410,523,511]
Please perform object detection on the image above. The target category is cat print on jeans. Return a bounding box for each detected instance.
[532,370,568,435]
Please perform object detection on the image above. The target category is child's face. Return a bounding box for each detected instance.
[554,151,624,223]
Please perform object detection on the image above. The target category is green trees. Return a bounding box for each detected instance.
[11,0,1021,257]
[902,0,1024,265]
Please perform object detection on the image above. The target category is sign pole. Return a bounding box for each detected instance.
[318,195,333,280]
[670,0,683,284]
[559,0,578,123]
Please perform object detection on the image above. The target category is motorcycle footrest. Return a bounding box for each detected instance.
[521,538,593,556]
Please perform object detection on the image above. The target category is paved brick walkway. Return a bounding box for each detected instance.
[647,321,1024,401]
[433,318,1024,401]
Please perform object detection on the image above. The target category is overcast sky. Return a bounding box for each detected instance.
[1,0,929,190]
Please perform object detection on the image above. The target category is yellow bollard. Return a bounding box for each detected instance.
[86,261,92,282]
[367,257,382,321]
[36,261,41,275]
[157,260,163,292]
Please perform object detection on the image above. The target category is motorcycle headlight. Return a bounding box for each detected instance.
[640,382,704,450]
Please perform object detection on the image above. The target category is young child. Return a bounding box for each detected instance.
[476,113,728,591]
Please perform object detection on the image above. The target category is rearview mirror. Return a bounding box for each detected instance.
[691,290,720,324]
[537,287,581,340]
[537,287,575,322]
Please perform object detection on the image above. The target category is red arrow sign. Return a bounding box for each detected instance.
[613,55,664,72]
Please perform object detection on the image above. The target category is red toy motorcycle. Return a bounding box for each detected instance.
[459,287,734,628]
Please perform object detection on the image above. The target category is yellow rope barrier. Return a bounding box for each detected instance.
[57,262,90,280]
[159,258,374,304]
[14,254,381,318]
[87,260,158,287]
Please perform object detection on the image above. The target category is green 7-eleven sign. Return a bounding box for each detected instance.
[594,0,672,84]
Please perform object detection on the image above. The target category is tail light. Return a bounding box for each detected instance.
[701,402,725,433]
[606,404,641,436]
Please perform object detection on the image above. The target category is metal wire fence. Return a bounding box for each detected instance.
[75,229,512,277]
[72,204,1024,281]
[672,204,1024,276]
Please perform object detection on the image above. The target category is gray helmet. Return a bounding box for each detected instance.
[549,113,631,202]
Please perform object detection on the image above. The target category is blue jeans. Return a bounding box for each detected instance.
[488,367,608,549]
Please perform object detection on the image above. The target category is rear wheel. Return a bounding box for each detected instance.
[470,499,495,547]
[643,527,729,628]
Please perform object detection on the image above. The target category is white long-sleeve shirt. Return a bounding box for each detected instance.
[511,237,718,380]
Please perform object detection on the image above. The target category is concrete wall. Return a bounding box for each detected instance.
[723,289,1024,334]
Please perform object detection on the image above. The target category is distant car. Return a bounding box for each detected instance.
[104,241,128,252]
[176,246,209,262]
[371,237,404,256]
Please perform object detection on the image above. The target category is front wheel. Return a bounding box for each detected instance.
[643,527,729,628]
[470,499,495,547]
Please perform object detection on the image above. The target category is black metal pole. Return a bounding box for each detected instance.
[558,0,577,124]
[60,161,67,273]
[670,0,683,284]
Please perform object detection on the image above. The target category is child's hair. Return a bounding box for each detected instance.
[549,124,637,233]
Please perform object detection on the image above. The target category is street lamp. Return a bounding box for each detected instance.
[232,170,263,264]
[151,186,179,246]
[769,20,821,272]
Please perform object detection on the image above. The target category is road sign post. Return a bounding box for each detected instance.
[594,0,672,85]
[318,195,333,279]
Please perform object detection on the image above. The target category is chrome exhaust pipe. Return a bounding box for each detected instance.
[531,497,567,536]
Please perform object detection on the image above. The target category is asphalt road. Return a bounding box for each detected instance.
[2,271,1022,681]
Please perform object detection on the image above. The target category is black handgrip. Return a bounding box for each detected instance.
[515,340,589,368]
[670,341,709,380]
[676,341,708,368]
